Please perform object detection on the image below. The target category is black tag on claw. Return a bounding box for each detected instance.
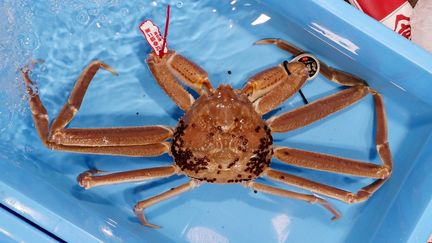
[290,53,320,80]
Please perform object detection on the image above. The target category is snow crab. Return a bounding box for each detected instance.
[22,38,392,228]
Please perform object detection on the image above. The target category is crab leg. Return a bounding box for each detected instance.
[241,65,289,102]
[147,51,213,111]
[77,165,177,189]
[242,61,308,115]
[47,142,169,157]
[134,180,199,228]
[166,52,213,94]
[22,67,50,145]
[372,91,392,167]
[255,38,367,87]
[271,87,391,195]
[274,147,390,179]
[320,63,368,87]
[248,181,340,220]
[21,63,172,155]
[267,85,369,132]
[255,38,303,56]
[265,169,387,204]
[49,127,173,147]
[268,87,392,171]
[49,60,118,132]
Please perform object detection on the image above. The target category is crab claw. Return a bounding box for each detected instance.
[256,38,368,87]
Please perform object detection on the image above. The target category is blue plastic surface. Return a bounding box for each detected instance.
[1,0,431,242]
[0,206,57,243]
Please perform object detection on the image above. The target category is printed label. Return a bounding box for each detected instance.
[290,53,320,80]
[349,0,412,39]
[381,2,412,39]
[139,20,168,56]
[393,14,411,39]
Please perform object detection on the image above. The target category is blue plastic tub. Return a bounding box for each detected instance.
[1,0,431,242]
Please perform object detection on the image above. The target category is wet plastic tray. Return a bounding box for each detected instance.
[1,0,431,242]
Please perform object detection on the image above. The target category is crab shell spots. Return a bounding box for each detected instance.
[171,85,273,183]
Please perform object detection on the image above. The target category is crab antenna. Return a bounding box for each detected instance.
[160,4,171,58]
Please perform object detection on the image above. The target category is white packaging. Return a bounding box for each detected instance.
[411,0,432,52]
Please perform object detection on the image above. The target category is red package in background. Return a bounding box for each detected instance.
[349,0,413,39]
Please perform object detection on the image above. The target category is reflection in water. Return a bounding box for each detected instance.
[271,214,291,243]
[0,227,14,240]
[251,14,271,26]
[100,225,113,238]
[310,22,360,54]
[390,81,407,92]
[186,226,229,243]
[4,197,41,220]
[106,217,118,228]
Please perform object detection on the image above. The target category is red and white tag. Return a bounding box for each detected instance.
[349,0,412,39]
[139,20,168,56]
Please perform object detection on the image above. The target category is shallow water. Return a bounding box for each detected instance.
[1,0,432,242]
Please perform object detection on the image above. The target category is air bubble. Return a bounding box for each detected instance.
[18,32,39,51]
[76,10,90,25]
[39,64,47,74]
[107,0,119,6]
[98,14,108,23]
[87,8,99,16]
[176,1,183,8]
[120,8,129,16]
